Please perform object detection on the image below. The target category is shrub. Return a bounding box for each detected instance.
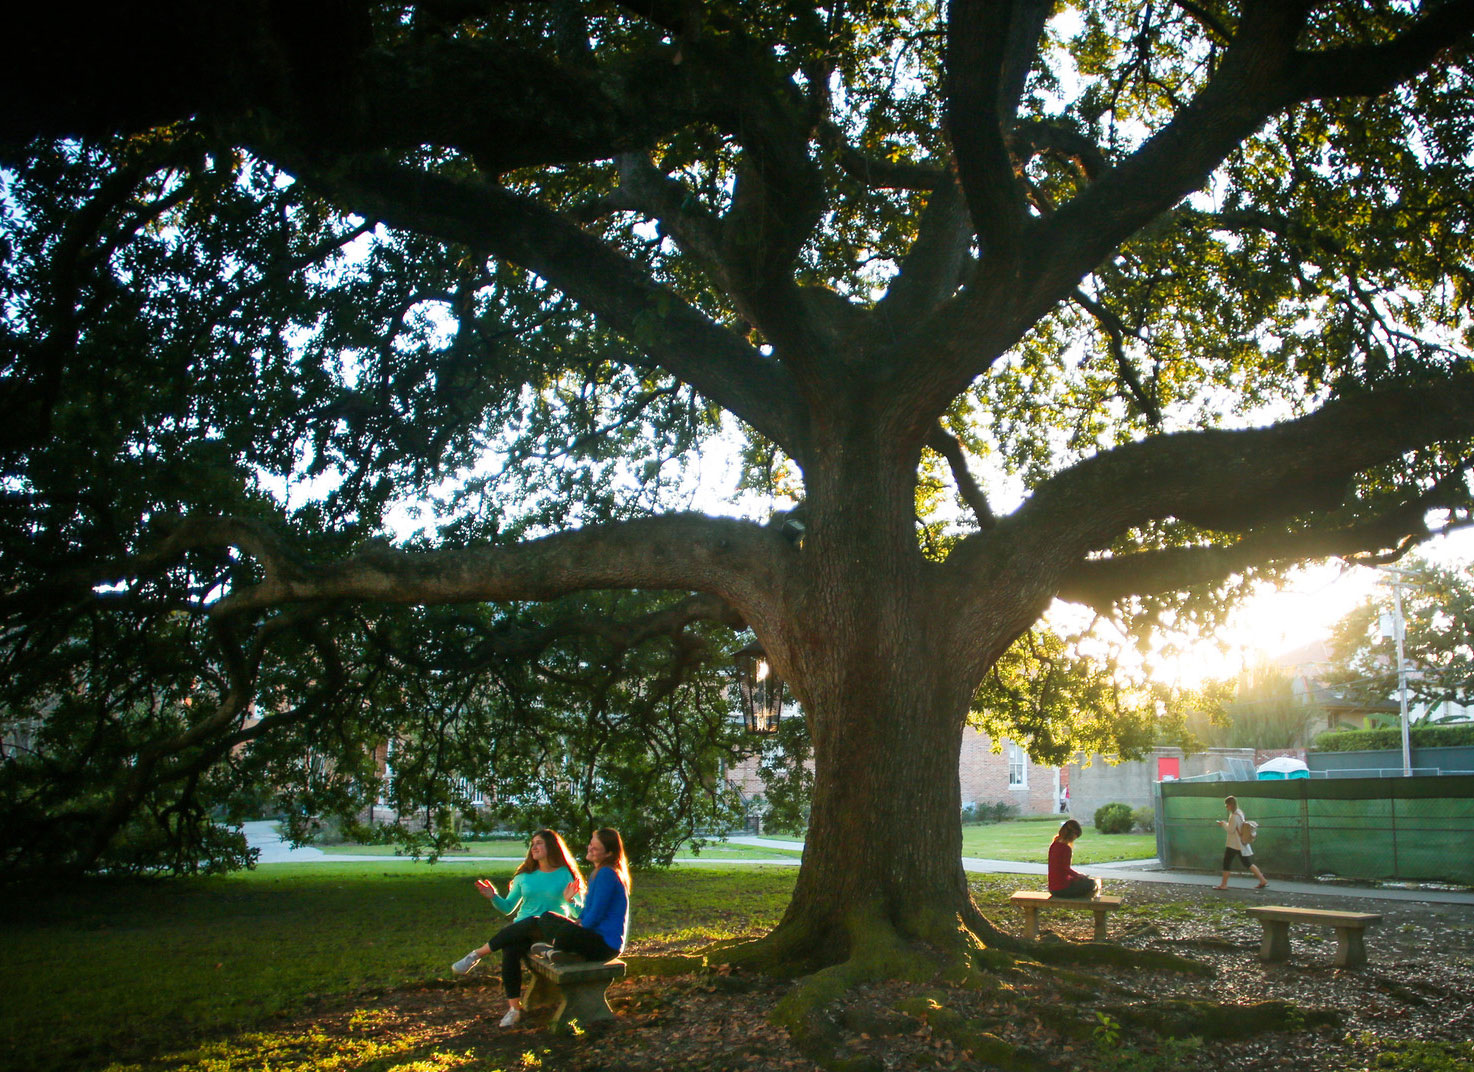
[1130,806,1155,834]
[1094,802,1134,834]
[962,801,1018,824]
[1312,723,1474,752]
[986,801,1019,823]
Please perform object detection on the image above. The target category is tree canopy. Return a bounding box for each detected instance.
[1185,663,1319,749]
[1322,557,1474,723]
[4,0,1474,974]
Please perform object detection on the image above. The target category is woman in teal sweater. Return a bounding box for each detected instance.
[451,829,584,1026]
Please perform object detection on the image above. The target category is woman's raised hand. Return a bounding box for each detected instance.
[474,878,499,900]
[563,879,579,902]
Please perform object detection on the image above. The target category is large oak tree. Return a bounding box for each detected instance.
[5,0,1474,976]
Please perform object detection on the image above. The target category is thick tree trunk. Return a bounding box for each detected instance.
[754,426,994,965]
[779,660,974,956]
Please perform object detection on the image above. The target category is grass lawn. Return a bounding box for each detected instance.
[0,863,804,1072]
[961,818,1157,865]
[2,859,1456,1072]
[314,838,805,862]
[314,820,1153,868]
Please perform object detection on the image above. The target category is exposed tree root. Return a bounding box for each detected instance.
[1021,939,1215,975]
[893,991,1056,1072]
[700,900,1242,1070]
[1097,997,1343,1039]
[622,952,708,976]
[745,901,1037,1070]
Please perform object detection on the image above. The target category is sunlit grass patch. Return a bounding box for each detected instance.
[1348,1034,1474,1072]
[101,1017,483,1072]
[961,821,1157,865]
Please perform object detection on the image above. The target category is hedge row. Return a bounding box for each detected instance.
[1313,723,1474,752]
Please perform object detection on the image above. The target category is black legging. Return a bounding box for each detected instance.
[1050,875,1096,899]
[486,912,618,999]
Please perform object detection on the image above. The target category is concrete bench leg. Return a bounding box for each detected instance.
[1091,909,1109,940]
[1333,927,1368,968]
[522,961,556,1012]
[551,976,616,1026]
[522,958,620,1028]
[1258,920,1291,962]
[1020,905,1039,941]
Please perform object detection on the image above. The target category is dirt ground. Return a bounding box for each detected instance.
[278,882,1474,1072]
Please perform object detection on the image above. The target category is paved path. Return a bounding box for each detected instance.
[243,824,1474,906]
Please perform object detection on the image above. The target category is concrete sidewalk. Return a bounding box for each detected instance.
[244,824,1474,906]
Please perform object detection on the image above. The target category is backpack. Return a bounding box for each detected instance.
[1239,820,1256,845]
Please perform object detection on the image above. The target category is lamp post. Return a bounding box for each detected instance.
[735,641,783,734]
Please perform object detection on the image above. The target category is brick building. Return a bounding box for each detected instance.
[958,726,1063,816]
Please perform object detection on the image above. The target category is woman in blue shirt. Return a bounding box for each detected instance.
[450,829,585,1026]
[531,827,630,963]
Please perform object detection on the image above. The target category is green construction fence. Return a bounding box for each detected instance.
[1157,775,1474,885]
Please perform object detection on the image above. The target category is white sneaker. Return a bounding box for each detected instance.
[451,952,480,975]
[530,942,555,958]
[499,1006,522,1028]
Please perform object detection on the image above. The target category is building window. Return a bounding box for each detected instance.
[1007,741,1027,789]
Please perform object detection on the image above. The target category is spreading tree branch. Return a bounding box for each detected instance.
[1071,288,1162,425]
[902,1,1474,427]
[1057,490,1474,613]
[943,373,1474,632]
[141,514,792,639]
[296,157,806,455]
[1288,1,1474,102]
[945,0,1049,262]
[878,177,975,328]
[926,423,996,529]
[1013,372,1474,556]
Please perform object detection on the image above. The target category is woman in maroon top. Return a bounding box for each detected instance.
[1048,819,1100,899]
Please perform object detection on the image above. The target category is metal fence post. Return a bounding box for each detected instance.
[1299,785,1311,881]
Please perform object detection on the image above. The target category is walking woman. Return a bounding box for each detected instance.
[452,828,630,1028]
[1213,795,1268,890]
[450,829,585,1026]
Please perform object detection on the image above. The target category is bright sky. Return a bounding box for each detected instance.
[1148,526,1474,688]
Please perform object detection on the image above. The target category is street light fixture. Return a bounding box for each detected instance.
[735,641,783,734]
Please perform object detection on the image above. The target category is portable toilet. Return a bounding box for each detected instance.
[1256,756,1309,780]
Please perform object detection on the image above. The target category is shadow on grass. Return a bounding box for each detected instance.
[0,865,801,1072]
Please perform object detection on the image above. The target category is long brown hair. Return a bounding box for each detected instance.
[514,829,585,893]
[593,827,631,892]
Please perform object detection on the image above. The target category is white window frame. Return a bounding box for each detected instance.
[1007,740,1028,789]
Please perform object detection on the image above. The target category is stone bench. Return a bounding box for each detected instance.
[522,952,626,1028]
[1244,905,1382,968]
[1010,890,1123,941]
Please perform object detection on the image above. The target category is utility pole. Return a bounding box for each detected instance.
[1375,567,1420,777]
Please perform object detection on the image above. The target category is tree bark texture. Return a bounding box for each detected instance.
[755,429,987,955]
